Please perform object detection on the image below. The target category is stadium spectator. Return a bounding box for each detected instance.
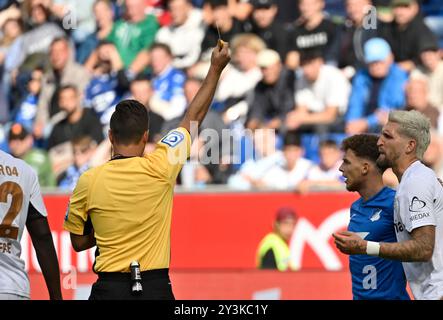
[296,139,344,194]
[380,0,438,72]
[418,41,443,111]
[270,0,299,27]
[228,130,313,190]
[11,68,43,133]
[286,49,350,135]
[77,0,115,64]
[202,0,254,24]
[63,42,230,300]
[286,0,338,70]
[107,0,159,68]
[336,134,410,300]
[149,43,187,121]
[244,0,290,60]
[84,41,126,128]
[256,207,299,271]
[335,110,443,300]
[1,4,62,119]
[0,1,21,30]
[405,71,440,129]
[200,0,244,60]
[34,37,91,139]
[58,135,97,191]
[50,0,96,46]
[130,75,164,144]
[246,49,295,131]
[0,18,23,65]
[336,0,380,79]
[155,0,205,69]
[145,0,172,27]
[0,149,62,300]
[5,3,64,74]
[7,122,56,187]
[47,85,103,150]
[214,33,264,122]
[345,38,408,135]
[423,129,443,177]
[1,17,23,122]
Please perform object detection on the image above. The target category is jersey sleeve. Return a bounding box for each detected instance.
[63,171,90,235]
[29,168,47,218]
[147,127,191,182]
[401,174,437,232]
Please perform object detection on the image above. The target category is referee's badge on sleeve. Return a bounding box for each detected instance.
[161,131,184,147]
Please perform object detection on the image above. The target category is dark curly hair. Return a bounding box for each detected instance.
[341,134,383,171]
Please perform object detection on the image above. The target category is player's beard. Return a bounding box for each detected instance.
[376,154,391,170]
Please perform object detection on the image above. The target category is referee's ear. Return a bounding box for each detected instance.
[108,129,114,144]
[143,131,148,144]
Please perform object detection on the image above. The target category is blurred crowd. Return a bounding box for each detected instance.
[0,0,442,192]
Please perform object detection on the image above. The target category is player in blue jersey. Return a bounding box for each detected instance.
[336,134,409,300]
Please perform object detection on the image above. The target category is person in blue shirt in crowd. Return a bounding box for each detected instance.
[11,68,43,133]
[345,38,409,135]
[149,42,187,122]
[337,133,409,300]
[84,41,127,127]
[57,135,97,191]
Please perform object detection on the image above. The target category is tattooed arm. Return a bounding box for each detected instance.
[333,226,435,262]
[379,226,435,262]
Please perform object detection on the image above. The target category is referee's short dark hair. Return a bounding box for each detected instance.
[341,134,382,171]
[110,100,149,145]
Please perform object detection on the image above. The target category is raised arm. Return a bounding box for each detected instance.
[179,42,230,133]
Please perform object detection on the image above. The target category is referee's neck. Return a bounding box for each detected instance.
[112,143,145,158]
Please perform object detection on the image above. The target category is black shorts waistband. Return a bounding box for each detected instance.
[97,268,170,282]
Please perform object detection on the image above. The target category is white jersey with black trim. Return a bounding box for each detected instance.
[0,150,47,298]
[394,160,443,300]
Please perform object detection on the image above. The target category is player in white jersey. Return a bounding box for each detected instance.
[333,110,443,300]
[0,150,62,300]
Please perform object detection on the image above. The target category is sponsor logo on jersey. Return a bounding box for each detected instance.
[161,130,184,147]
[409,196,427,212]
[410,212,430,222]
[370,209,382,222]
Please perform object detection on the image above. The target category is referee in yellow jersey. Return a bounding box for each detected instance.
[63,43,231,300]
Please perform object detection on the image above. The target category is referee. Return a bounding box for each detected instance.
[63,43,231,300]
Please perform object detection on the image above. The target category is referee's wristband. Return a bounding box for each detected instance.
[366,241,380,257]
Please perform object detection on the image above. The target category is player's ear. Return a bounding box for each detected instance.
[143,131,148,143]
[362,162,369,175]
[405,139,416,155]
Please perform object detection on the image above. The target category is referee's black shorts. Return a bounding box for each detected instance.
[89,268,175,300]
